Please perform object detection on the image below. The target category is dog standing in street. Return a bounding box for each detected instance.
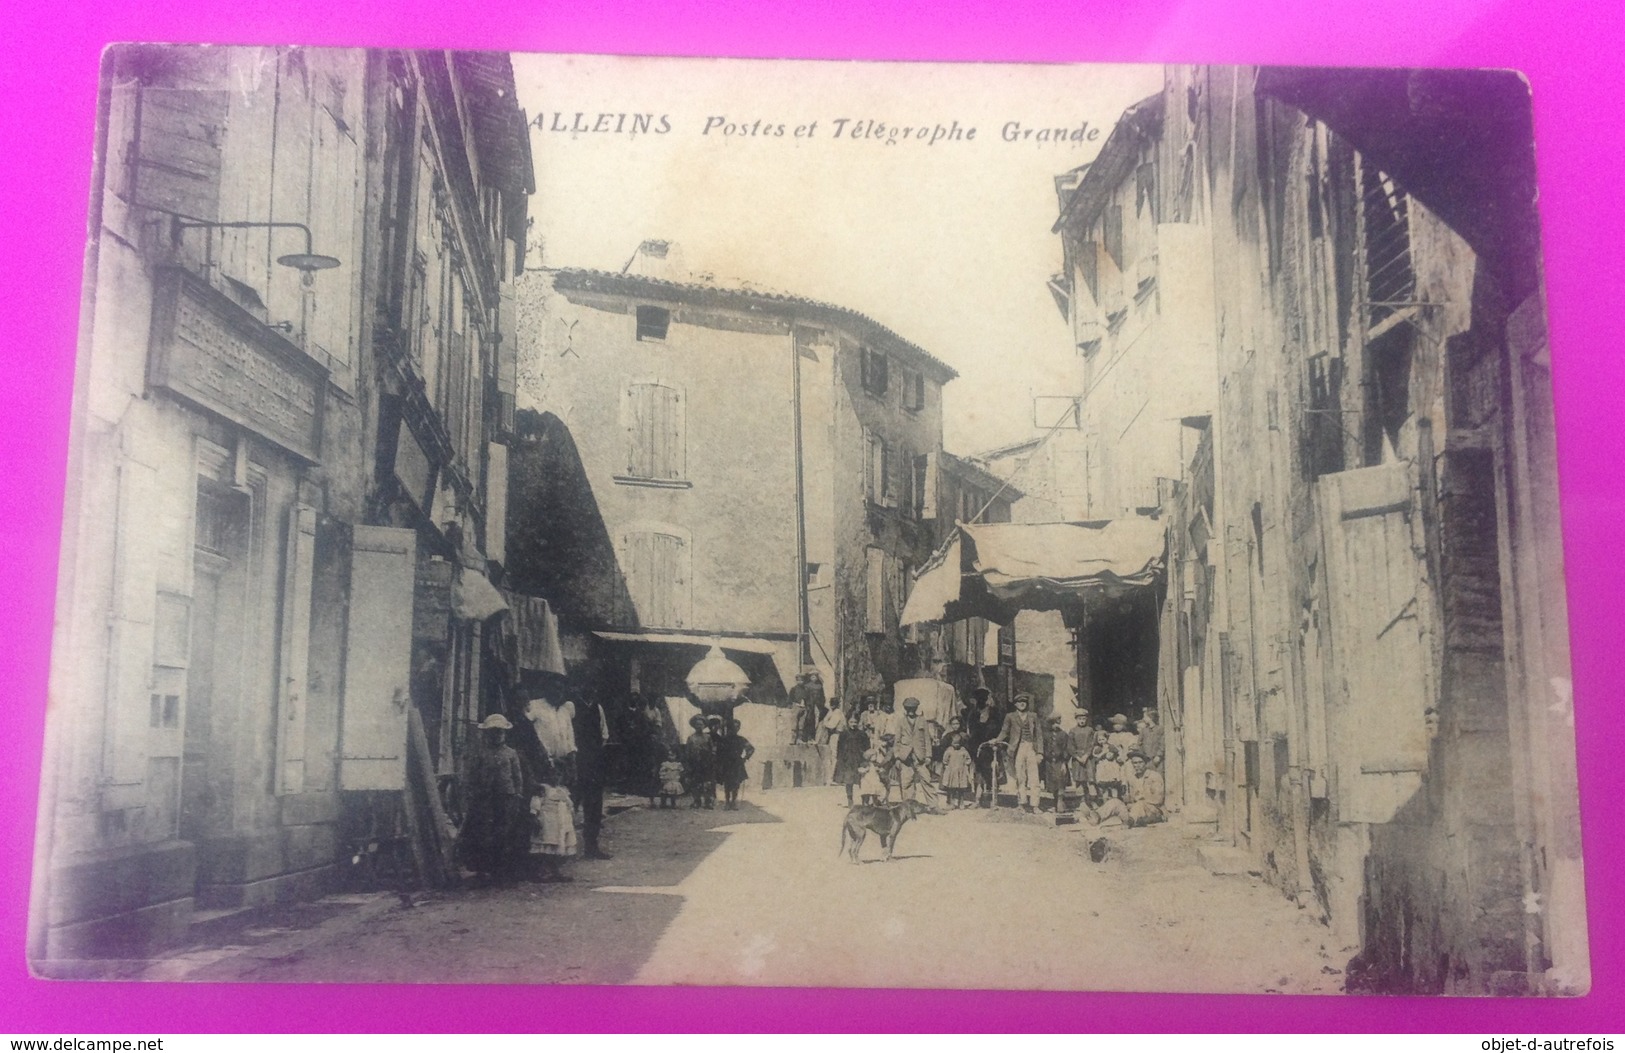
[839,799,928,863]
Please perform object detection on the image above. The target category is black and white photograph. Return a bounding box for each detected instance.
[28,46,1587,997]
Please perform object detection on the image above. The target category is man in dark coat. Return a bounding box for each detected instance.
[788,671,827,745]
[573,691,613,860]
[685,715,717,809]
[965,687,1002,807]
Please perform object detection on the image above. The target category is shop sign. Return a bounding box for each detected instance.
[148,268,326,462]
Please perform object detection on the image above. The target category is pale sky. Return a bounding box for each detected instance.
[513,55,1162,454]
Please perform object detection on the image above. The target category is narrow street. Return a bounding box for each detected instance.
[141,787,1349,993]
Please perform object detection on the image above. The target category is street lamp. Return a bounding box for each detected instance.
[686,644,751,711]
[170,217,342,284]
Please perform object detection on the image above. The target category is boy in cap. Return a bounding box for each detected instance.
[1067,710,1099,808]
[1042,714,1071,811]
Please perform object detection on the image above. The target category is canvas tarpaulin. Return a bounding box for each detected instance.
[901,518,1166,626]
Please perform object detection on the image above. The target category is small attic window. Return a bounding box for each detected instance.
[636,306,671,342]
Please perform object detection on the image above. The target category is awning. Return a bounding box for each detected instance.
[591,631,803,697]
[901,518,1166,626]
[591,630,781,654]
[452,566,510,621]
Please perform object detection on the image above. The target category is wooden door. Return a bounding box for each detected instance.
[339,526,418,790]
[1315,461,1435,824]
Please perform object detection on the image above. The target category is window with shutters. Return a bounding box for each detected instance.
[618,528,692,629]
[619,380,688,485]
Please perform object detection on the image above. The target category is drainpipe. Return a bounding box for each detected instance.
[791,331,811,670]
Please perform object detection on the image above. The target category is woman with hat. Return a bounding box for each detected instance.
[457,714,529,883]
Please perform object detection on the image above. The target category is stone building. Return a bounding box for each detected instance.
[34,46,530,963]
[1048,65,1584,994]
[505,244,961,734]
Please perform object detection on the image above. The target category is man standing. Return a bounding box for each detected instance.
[965,686,1002,807]
[891,697,935,801]
[995,693,1044,813]
[572,691,613,860]
[788,671,826,745]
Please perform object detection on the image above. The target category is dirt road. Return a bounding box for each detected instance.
[144,786,1349,993]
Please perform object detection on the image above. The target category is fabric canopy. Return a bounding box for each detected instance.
[901,518,1166,626]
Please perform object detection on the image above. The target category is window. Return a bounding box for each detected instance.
[1102,204,1125,270]
[860,347,889,398]
[619,528,691,629]
[622,381,687,483]
[149,693,181,729]
[960,485,985,524]
[636,306,671,342]
[194,481,247,557]
[913,453,937,519]
[904,370,926,412]
[864,429,893,506]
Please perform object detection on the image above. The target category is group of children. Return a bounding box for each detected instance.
[824,694,1167,818]
[826,710,980,808]
[655,713,756,811]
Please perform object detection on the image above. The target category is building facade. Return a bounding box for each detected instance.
[34,46,530,963]
[506,246,965,738]
[1049,65,1584,994]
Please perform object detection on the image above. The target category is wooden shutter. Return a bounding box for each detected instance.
[104,454,160,810]
[862,429,876,501]
[497,279,518,432]
[625,383,685,480]
[653,532,689,628]
[132,81,227,220]
[1315,462,1435,824]
[276,504,318,794]
[657,386,685,480]
[340,526,417,790]
[486,442,509,564]
[866,548,886,634]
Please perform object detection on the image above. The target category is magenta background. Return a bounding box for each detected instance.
[3,0,1622,1033]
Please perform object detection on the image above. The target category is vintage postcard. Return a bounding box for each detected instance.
[29,48,1586,996]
